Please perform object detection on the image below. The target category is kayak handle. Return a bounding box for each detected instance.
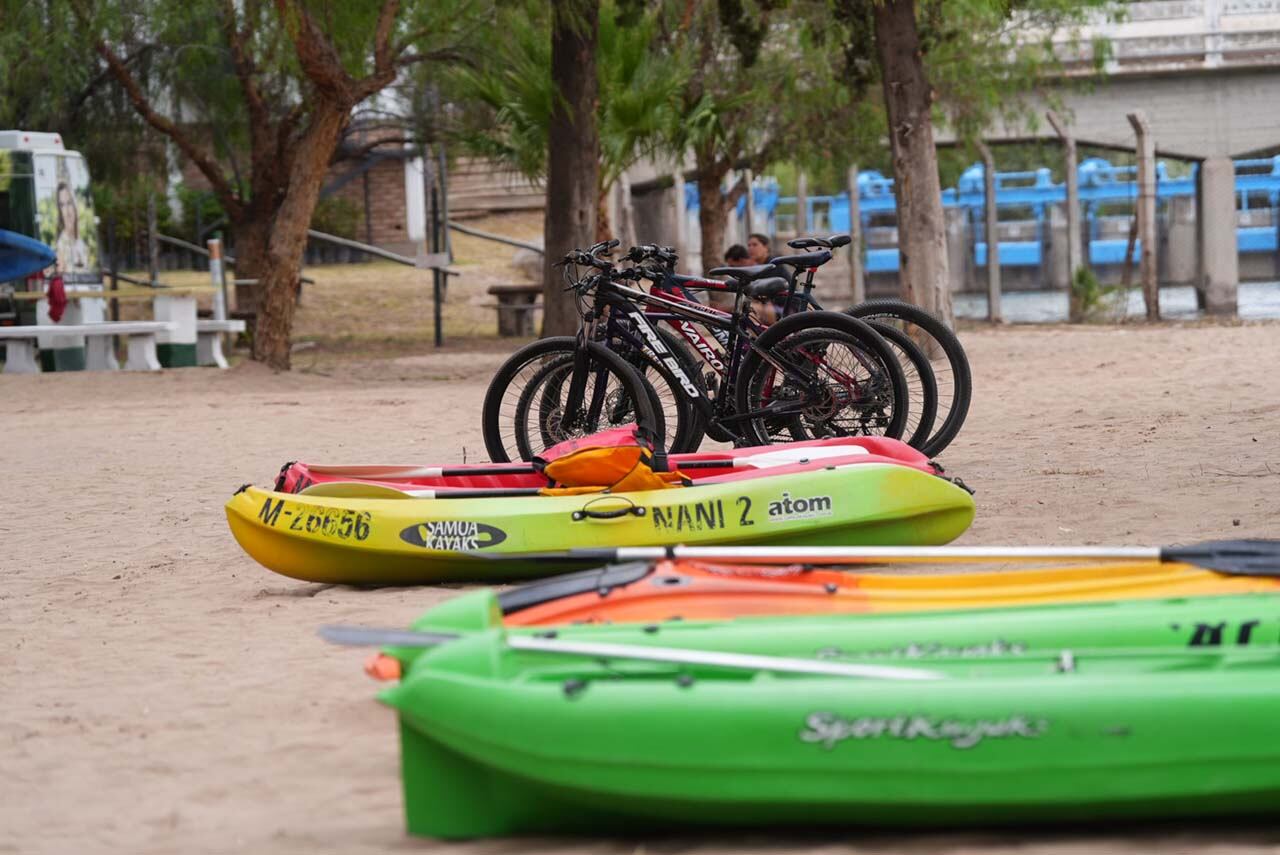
[573,497,647,522]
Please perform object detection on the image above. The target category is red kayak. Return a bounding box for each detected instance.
[274,435,949,496]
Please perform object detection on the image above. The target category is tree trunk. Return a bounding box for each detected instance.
[541,0,600,337]
[252,103,351,369]
[873,0,954,328]
[695,154,731,277]
[232,218,270,318]
[596,181,613,243]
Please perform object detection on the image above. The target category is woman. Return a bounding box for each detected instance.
[54,182,89,275]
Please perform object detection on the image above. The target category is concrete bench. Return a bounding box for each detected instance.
[196,318,247,369]
[0,321,176,374]
[485,284,542,337]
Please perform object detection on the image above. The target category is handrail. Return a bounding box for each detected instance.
[447,220,543,254]
[153,233,315,284]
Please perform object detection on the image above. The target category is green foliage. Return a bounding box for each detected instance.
[444,0,683,191]
[1071,264,1123,321]
[310,196,363,239]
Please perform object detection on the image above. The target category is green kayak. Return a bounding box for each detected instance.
[372,590,1280,837]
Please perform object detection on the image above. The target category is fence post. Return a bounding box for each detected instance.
[1046,110,1083,320]
[147,193,159,286]
[208,237,227,321]
[977,142,1002,323]
[796,171,809,237]
[742,169,755,242]
[1127,111,1159,321]
[847,165,865,305]
[430,180,444,348]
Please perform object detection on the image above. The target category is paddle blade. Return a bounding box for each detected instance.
[1161,540,1280,576]
[318,625,458,647]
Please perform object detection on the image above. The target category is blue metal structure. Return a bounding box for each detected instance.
[684,156,1280,275]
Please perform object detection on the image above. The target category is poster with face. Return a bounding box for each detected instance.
[34,153,100,284]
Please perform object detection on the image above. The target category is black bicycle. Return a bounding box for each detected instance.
[482,241,909,462]
[632,235,971,458]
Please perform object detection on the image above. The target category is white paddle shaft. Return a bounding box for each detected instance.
[508,636,942,680]
[605,545,1163,564]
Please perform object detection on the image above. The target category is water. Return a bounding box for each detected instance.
[954,282,1280,324]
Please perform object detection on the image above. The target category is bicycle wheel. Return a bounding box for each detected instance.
[865,318,937,451]
[513,341,700,459]
[847,299,972,457]
[482,337,662,462]
[734,313,909,447]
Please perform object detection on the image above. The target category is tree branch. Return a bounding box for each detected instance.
[396,48,477,69]
[91,38,244,219]
[219,0,268,131]
[275,0,356,102]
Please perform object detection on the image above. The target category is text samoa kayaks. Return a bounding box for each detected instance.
[494,556,1280,626]
[331,590,1280,837]
[226,458,975,585]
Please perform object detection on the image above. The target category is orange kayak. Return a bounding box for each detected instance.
[500,557,1280,626]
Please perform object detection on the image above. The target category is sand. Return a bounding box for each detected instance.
[5,321,1280,854]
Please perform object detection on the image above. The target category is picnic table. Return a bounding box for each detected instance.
[486,283,542,337]
[2,284,239,371]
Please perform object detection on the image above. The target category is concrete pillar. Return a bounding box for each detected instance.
[944,207,969,296]
[671,167,687,274]
[1197,156,1240,315]
[1127,111,1159,321]
[847,165,865,305]
[977,143,1002,322]
[1046,204,1070,291]
[1165,196,1197,285]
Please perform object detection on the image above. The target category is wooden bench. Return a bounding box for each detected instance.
[485,283,542,337]
[0,321,176,374]
[196,318,247,369]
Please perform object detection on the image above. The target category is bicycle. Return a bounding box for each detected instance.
[482,241,909,462]
[628,235,970,458]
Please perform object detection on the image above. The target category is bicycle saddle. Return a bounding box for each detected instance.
[706,263,784,282]
[768,249,832,268]
[788,234,852,250]
[746,276,790,299]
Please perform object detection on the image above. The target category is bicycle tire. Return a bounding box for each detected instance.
[516,340,700,458]
[734,311,909,446]
[481,337,662,463]
[864,318,938,451]
[846,298,972,457]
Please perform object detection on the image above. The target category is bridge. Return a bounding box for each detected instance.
[936,0,1280,312]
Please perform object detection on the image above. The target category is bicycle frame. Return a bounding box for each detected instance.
[582,272,863,435]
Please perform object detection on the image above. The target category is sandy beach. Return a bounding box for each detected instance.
[5,319,1280,854]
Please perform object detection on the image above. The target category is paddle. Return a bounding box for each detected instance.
[468,540,1280,577]
[297,446,877,500]
[298,482,543,500]
[318,625,943,681]
[296,445,870,484]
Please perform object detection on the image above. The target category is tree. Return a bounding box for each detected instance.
[834,0,1111,326]
[872,0,952,323]
[443,0,683,333]
[669,1,857,274]
[70,0,477,369]
[539,0,599,336]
